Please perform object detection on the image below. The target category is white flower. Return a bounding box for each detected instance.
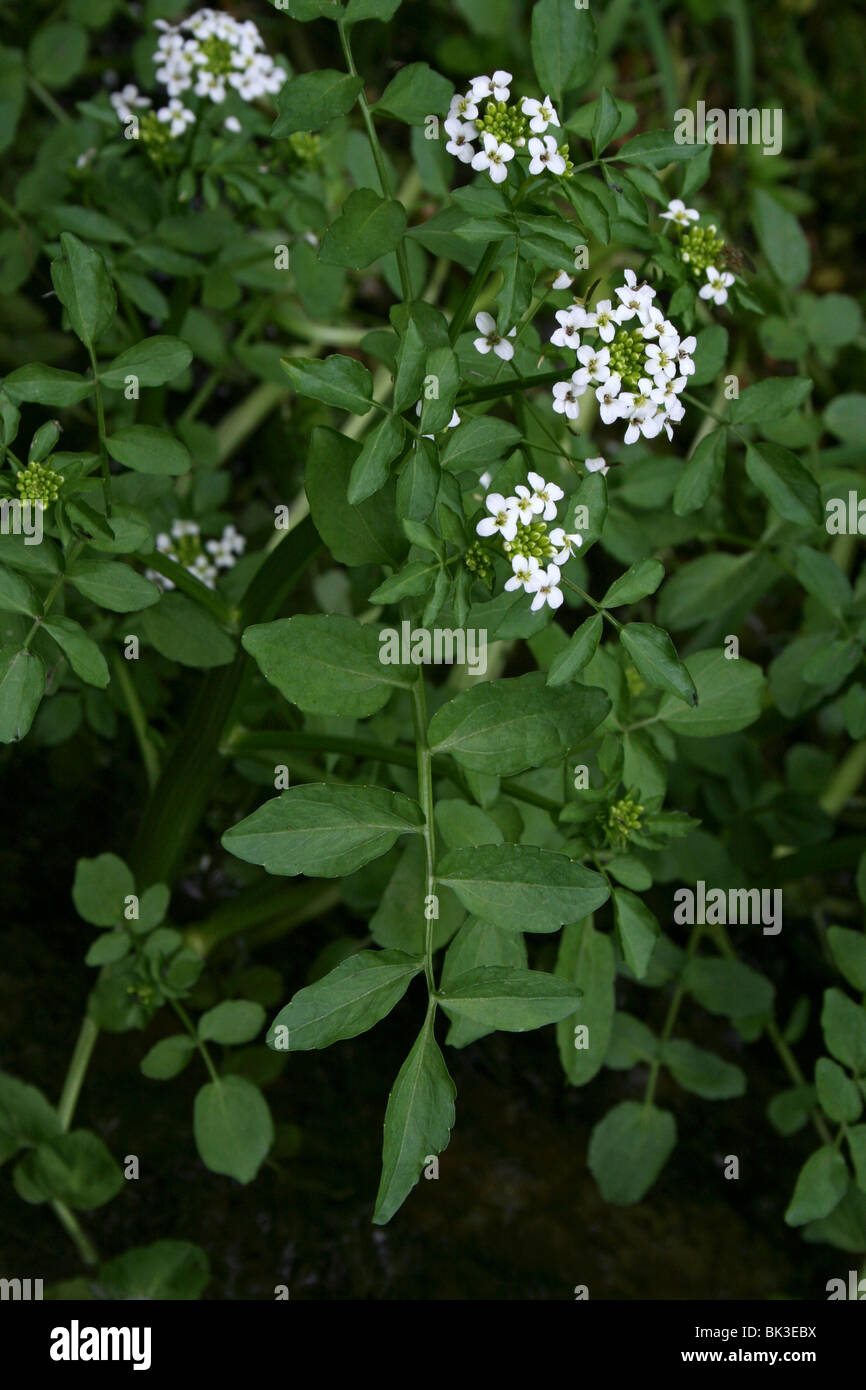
[661,198,699,227]
[576,343,610,382]
[527,471,563,522]
[449,92,479,122]
[584,456,609,476]
[552,270,573,290]
[505,553,540,592]
[512,486,539,525]
[620,380,665,444]
[645,334,679,381]
[471,132,515,184]
[675,335,696,376]
[552,379,584,420]
[596,374,624,424]
[527,134,566,176]
[699,266,734,306]
[549,527,582,564]
[550,306,583,349]
[521,95,560,134]
[614,268,656,320]
[110,84,151,121]
[444,116,476,163]
[157,97,195,137]
[469,71,511,102]
[527,562,563,611]
[224,115,242,134]
[638,303,667,339]
[476,492,518,542]
[473,311,516,360]
[583,298,623,343]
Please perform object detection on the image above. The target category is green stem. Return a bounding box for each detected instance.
[23,540,84,651]
[110,651,161,791]
[172,999,220,1086]
[87,346,112,516]
[28,77,70,123]
[51,1201,99,1267]
[562,576,622,631]
[820,741,866,818]
[410,671,438,995]
[141,552,239,629]
[57,1015,100,1131]
[645,923,702,1106]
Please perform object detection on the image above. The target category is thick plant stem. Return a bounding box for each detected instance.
[111,652,161,791]
[57,1015,100,1131]
[410,672,438,996]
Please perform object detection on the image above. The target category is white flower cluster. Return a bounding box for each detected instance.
[475,472,582,612]
[154,9,285,104]
[147,520,245,592]
[549,270,695,446]
[444,73,567,185]
[661,199,736,307]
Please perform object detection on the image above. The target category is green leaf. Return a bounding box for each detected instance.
[72,852,134,927]
[562,178,610,245]
[85,931,130,966]
[588,1101,676,1204]
[0,566,39,616]
[281,354,373,414]
[438,844,610,933]
[824,393,866,446]
[369,558,440,603]
[66,559,160,612]
[689,325,728,386]
[140,1036,196,1081]
[793,546,852,617]
[344,0,402,24]
[546,614,603,686]
[319,189,407,269]
[97,1240,209,1301]
[428,671,610,775]
[827,927,866,992]
[591,87,620,158]
[105,425,191,476]
[306,427,407,567]
[267,950,421,1052]
[752,188,810,288]
[683,957,774,1019]
[141,593,234,669]
[397,438,439,520]
[15,1130,123,1209]
[731,376,812,425]
[418,344,459,435]
[374,63,453,125]
[601,558,664,608]
[662,1039,746,1100]
[243,613,411,717]
[348,414,405,503]
[0,648,45,742]
[440,416,521,474]
[673,428,726,515]
[821,988,866,1073]
[222,784,424,878]
[658,649,765,737]
[0,1073,61,1146]
[815,1057,862,1124]
[555,918,615,1086]
[784,1146,848,1226]
[199,1001,266,1046]
[373,1012,456,1224]
[193,1075,273,1185]
[439,966,580,1031]
[440,917,525,1047]
[99,337,192,390]
[28,22,87,89]
[2,364,94,406]
[271,70,363,137]
[619,622,697,705]
[530,0,597,103]
[613,888,659,979]
[50,232,115,348]
[392,318,428,413]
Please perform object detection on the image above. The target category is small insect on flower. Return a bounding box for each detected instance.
[699,266,735,306]
[473,312,517,360]
[660,198,700,227]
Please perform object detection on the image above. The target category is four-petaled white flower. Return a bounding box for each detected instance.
[512,485,539,525]
[614,268,656,320]
[469,70,512,102]
[596,374,624,424]
[699,266,735,306]
[584,299,623,343]
[660,198,699,227]
[549,527,583,564]
[521,95,560,133]
[505,553,540,592]
[445,116,477,163]
[527,134,566,176]
[476,493,518,542]
[471,132,515,183]
[527,563,563,611]
[552,379,584,420]
[473,311,516,360]
[644,333,679,381]
[550,306,583,349]
[576,344,610,382]
[157,97,195,136]
[449,92,479,122]
[528,471,564,521]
